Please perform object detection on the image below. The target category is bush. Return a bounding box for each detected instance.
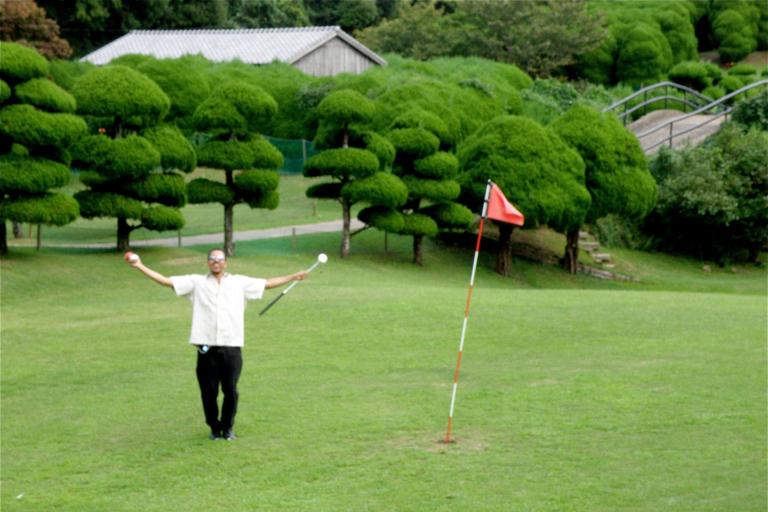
[419,202,473,230]
[0,192,79,225]
[0,155,70,195]
[341,172,408,207]
[358,205,405,232]
[303,148,380,179]
[141,124,197,173]
[186,178,235,204]
[667,61,712,91]
[137,56,211,121]
[14,78,77,113]
[732,90,768,130]
[125,173,187,207]
[140,205,185,231]
[398,212,438,237]
[72,134,161,181]
[74,190,144,220]
[400,175,460,202]
[702,85,726,101]
[1,104,88,148]
[728,63,757,76]
[1,79,11,104]
[412,151,459,180]
[196,140,257,171]
[0,42,50,83]
[233,169,280,195]
[520,89,563,125]
[387,128,440,161]
[719,76,745,95]
[193,81,277,134]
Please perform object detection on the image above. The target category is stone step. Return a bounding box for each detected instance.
[580,242,600,252]
[593,253,612,264]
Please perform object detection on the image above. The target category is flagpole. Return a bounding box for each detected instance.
[446,179,493,444]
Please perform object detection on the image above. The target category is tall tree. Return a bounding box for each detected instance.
[0,0,73,59]
[187,80,283,257]
[0,42,85,254]
[457,116,591,276]
[452,0,605,78]
[550,104,657,273]
[231,0,310,28]
[386,108,473,266]
[71,65,192,251]
[304,0,378,33]
[303,89,406,258]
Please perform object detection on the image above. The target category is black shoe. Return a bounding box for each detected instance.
[209,430,221,440]
[222,429,236,441]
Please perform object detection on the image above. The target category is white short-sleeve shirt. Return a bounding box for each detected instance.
[170,273,266,347]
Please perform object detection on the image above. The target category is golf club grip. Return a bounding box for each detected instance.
[258,292,285,317]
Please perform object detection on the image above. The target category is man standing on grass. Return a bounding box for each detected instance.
[128,249,307,440]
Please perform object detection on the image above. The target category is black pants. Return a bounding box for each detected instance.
[196,346,242,432]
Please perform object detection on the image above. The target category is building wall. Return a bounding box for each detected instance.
[293,37,375,77]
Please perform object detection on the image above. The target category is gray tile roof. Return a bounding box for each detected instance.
[80,26,387,67]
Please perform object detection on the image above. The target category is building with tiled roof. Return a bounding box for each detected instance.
[80,26,387,77]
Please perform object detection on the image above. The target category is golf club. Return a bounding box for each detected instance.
[257,253,327,317]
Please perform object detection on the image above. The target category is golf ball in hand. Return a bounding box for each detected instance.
[125,252,139,263]
[318,253,328,263]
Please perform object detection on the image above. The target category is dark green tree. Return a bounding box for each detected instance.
[304,0,379,33]
[550,104,658,273]
[457,116,591,276]
[71,64,193,252]
[0,42,86,254]
[231,0,311,28]
[643,123,768,264]
[385,108,472,266]
[303,89,406,258]
[187,80,283,256]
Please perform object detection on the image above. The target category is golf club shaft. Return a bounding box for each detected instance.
[257,259,322,317]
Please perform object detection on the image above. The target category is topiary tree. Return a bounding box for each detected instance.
[457,116,591,276]
[71,64,193,252]
[550,104,658,273]
[384,108,473,266]
[303,89,407,258]
[667,61,713,92]
[0,42,86,254]
[187,80,282,256]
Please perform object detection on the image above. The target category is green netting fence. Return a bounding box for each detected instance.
[188,133,320,175]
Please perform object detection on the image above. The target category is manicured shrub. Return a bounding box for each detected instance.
[419,202,473,230]
[0,41,49,83]
[387,128,440,162]
[412,151,459,180]
[234,169,280,195]
[141,124,197,173]
[398,212,438,237]
[303,148,380,179]
[187,178,236,204]
[728,64,757,76]
[719,76,745,94]
[140,205,185,231]
[341,172,408,207]
[0,155,70,195]
[0,193,78,225]
[702,85,726,101]
[357,205,405,232]
[14,78,77,113]
[74,190,144,220]
[667,61,712,91]
[1,80,11,104]
[124,173,187,208]
[137,56,212,122]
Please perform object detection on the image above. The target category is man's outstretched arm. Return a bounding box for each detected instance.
[265,271,308,289]
[128,256,174,288]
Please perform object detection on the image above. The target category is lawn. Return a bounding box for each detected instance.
[2,231,766,511]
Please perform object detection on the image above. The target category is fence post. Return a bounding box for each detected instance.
[669,123,674,148]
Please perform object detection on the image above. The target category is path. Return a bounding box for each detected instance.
[44,219,366,249]
[627,109,726,155]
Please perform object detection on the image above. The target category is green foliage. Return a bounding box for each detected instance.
[316,89,375,127]
[728,64,757,76]
[550,104,657,223]
[401,175,460,203]
[72,134,161,181]
[412,151,459,180]
[719,76,745,94]
[72,65,171,126]
[306,0,378,33]
[49,59,95,91]
[124,173,187,208]
[615,23,671,85]
[249,134,285,169]
[0,104,88,148]
[387,128,440,161]
[0,42,50,84]
[193,80,277,135]
[457,115,591,234]
[419,201,473,230]
[519,89,563,126]
[667,61,712,91]
[136,56,211,121]
[0,154,70,195]
[340,171,408,208]
[187,178,235,205]
[303,147,380,180]
[233,170,280,196]
[732,90,768,130]
[14,78,77,113]
[196,140,257,171]
[73,190,144,220]
[1,79,11,104]
[391,107,450,143]
[357,205,405,231]
[140,205,185,231]
[529,79,580,111]
[397,212,438,237]
[711,2,760,63]
[360,130,395,169]
[232,0,311,28]
[702,85,726,101]
[246,189,279,210]
[141,124,197,173]
[0,192,78,225]
[109,54,155,69]
[643,124,768,262]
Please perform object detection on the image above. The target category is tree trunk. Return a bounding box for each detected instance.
[0,221,8,255]
[224,170,235,257]
[564,227,580,275]
[413,234,424,266]
[117,217,131,252]
[496,222,513,276]
[224,202,235,257]
[341,198,351,258]
[36,224,42,252]
[13,221,23,238]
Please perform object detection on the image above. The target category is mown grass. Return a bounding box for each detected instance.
[2,230,766,511]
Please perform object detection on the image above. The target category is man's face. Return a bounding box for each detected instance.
[207,250,227,274]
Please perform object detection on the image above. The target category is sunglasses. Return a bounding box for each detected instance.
[208,255,226,261]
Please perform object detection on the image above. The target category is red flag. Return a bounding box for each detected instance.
[486,183,524,226]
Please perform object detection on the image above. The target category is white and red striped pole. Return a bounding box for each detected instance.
[446,179,493,444]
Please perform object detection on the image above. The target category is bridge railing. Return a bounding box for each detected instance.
[602,82,727,124]
[633,80,768,152]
